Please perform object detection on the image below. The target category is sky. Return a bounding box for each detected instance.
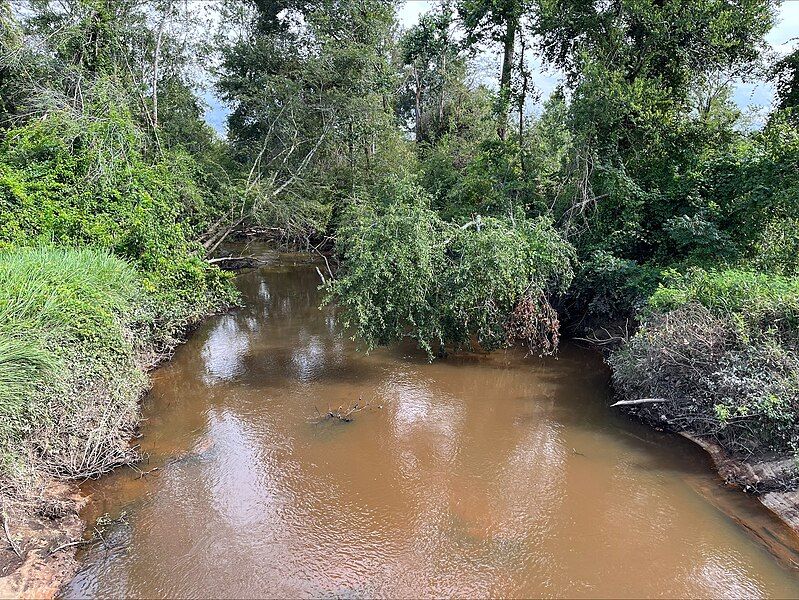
[206,1,799,134]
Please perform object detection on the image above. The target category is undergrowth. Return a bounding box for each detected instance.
[611,268,799,458]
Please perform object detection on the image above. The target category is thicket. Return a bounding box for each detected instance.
[0,2,237,490]
[214,0,798,462]
[611,269,799,456]
[0,90,235,320]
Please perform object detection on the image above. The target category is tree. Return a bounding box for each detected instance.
[325,176,575,356]
[534,0,774,90]
[774,48,799,115]
[399,1,462,143]
[213,0,409,245]
[457,0,530,140]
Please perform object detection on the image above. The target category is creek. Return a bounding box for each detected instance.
[65,251,799,598]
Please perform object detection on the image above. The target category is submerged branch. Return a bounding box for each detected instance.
[311,398,377,423]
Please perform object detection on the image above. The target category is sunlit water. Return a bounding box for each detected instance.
[65,253,799,598]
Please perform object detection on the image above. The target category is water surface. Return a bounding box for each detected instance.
[66,254,799,598]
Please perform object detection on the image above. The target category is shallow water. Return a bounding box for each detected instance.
[65,253,799,598]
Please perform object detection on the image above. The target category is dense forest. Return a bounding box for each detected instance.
[0,0,798,507]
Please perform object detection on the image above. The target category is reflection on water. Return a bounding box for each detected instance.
[66,253,799,599]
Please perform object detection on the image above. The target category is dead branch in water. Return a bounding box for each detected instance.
[610,398,667,407]
[311,397,378,423]
[207,255,261,266]
[47,513,125,556]
[574,321,631,347]
[47,537,94,556]
[127,463,160,480]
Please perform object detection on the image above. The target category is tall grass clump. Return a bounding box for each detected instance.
[0,247,165,486]
[0,336,54,470]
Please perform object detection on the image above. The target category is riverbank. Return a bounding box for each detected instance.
[607,267,799,544]
[4,251,799,596]
[683,433,799,538]
[0,246,235,598]
[0,483,85,598]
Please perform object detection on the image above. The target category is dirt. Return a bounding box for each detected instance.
[0,482,87,599]
[681,432,799,554]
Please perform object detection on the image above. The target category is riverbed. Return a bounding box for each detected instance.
[64,253,799,598]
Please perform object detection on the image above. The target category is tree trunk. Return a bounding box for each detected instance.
[497,13,518,141]
[518,33,528,170]
[414,65,422,143]
[439,52,446,123]
[152,2,173,130]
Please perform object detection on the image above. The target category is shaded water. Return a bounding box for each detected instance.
[66,254,799,598]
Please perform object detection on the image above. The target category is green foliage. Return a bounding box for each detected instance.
[217,0,404,229]
[439,211,574,351]
[0,83,236,326]
[398,1,470,144]
[0,0,242,492]
[569,251,660,324]
[327,178,446,355]
[535,0,774,91]
[648,268,799,335]
[0,336,53,457]
[774,48,799,114]
[326,176,574,356]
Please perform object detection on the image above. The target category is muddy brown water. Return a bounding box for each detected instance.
[65,253,799,598]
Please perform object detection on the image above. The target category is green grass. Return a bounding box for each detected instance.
[650,268,799,319]
[0,246,144,338]
[0,247,164,482]
[0,335,53,446]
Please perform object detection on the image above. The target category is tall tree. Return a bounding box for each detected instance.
[533,0,776,243]
[399,1,462,143]
[213,0,406,244]
[457,0,529,140]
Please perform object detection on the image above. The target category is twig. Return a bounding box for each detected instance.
[127,463,160,479]
[47,538,93,556]
[311,398,373,423]
[1,509,22,559]
[207,255,260,265]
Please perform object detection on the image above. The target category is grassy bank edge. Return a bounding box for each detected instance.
[0,246,236,596]
[0,246,236,488]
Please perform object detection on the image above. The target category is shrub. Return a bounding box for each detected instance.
[326,176,575,357]
[567,250,661,325]
[0,81,236,488]
[648,268,799,337]
[611,268,799,456]
[0,86,237,327]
